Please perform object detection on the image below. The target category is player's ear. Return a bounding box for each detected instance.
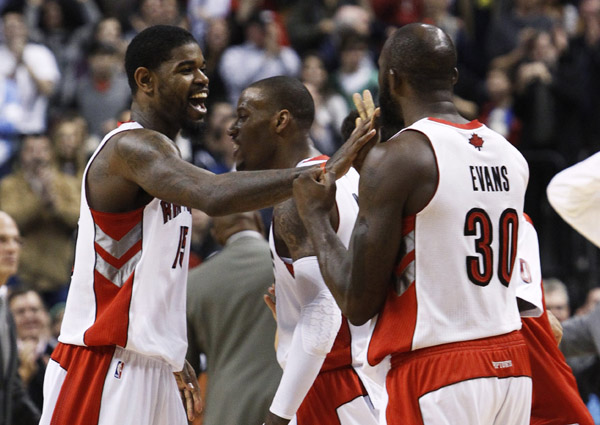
[134,67,154,95]
[274,109,291,134]
[452,67,459,86]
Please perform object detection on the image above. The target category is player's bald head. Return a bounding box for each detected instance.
[247,76,315,131]
[382,23,457,93]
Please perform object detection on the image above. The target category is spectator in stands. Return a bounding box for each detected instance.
[66,41,131,139]
[479,67,521,145]
[50,113,89,180]
[219,10,301,105]
[201,17,231,106]
[0,211,40,425]
[0,7,60,135]
[301,53,348,155]
[191,101,236,174]
[8,288,57,411]
[186,0,231,47]
[126,0,187,41]
[0,133,80,307]
[332,31,378,109]
[543,278,571,322]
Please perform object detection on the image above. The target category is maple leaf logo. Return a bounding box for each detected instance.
[469,134,484,151]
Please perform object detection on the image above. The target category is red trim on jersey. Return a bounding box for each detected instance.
[90,207,144,240]
[522,288,594,425]
[368,283,418,365]
[284,261,295,278]
[395,250,415,276]
[322,317,353,372]
[385,331,531,425]
[523,213,533,225]
[83,271,134,347]
[296,365,368,425]
[49,343,115,425]
[402,215,415,236]
[427,117,483,130]
[94,240,143,269]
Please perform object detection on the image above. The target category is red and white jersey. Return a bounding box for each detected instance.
[270,156,368,371]
[58,122,192,371]
[516,216,594,425]
[369,118,529,365]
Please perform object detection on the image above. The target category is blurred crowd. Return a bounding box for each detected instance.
[0,0,599,422]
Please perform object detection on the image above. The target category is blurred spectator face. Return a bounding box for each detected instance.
[208,102,235,132]
[340,43,367,73]
[10,291,50,341]
[2,12,28,42]
[42,0,64,30]
[576,287,600,315]
[0,214,21,281]
[20,135,53,172]
[96,18,123,47]
[486,69,512,103]
[531,32,557,64]
[580,0,600,16]
[89,50,119,80]
[424,0,451,16]
[139,0,180,26]
[53,120,84,161]
[545,290,571,322]
[334,6,371,36]
[206,18,230,52]
[301,55,327,89]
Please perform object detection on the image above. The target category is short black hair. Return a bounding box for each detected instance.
[248,76,315,131]
[125,25,198,93]
[384,23,456,93]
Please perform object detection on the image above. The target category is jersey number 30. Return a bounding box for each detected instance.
[464,208,518,287]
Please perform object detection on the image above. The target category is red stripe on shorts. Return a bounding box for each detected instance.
[50,342,115,425]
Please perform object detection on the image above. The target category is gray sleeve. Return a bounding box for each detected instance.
[560,304,600,357]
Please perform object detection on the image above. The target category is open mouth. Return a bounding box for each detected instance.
[189,92,208,115]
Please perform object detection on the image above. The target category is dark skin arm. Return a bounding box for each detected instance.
[264,197,339,425]
[293,130,437,325]
[86,125,375,214]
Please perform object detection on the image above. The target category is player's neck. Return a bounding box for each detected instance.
[282,138,319,168]
[402,97,466,127]
[130,104,179,140]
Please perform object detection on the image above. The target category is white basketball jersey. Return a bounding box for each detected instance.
[369,118,529,364]
[58,122,192,371]
[269,156,367,370]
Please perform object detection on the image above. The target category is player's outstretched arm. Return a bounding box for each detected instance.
[111,123,375,216]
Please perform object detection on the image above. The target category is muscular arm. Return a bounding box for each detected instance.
[90,123,374,214]
[90,129,310,214]
[293,131,437,325]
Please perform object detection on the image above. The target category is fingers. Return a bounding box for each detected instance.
[363,90,375,117]
[353,92,368,122]
[353,90,376,123]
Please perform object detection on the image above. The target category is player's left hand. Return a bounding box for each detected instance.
[174,359,203,422]
[293,167,337,224]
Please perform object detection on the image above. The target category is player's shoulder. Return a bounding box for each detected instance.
[110,128,178,158]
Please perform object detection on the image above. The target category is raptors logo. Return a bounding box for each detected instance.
[469,134,484,151]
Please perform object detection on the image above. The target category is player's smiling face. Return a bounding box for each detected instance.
[228,87,278,171]
[155,42,209,127]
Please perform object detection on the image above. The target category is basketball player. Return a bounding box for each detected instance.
[39,25,375,425]
[293,23,533,424]
[516,215,594,425]
[229,76,381,425]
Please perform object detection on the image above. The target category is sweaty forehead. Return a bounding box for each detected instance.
[238,87,268,110]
